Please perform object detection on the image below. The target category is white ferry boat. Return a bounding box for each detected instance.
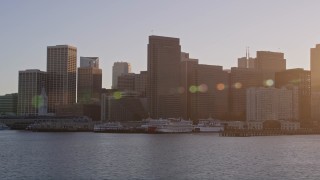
[193,118,224,133]
[142,118,194,133]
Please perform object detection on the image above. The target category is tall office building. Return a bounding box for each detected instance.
[194,65,229,120]
[255,51,286,84]
[47,45,77,113]
[117,73,135,92]
[180,52,199,120]
[17,69,47,116]
[112,62,131,89]
[0,93,18,115]
[147,35,182,118]
[134,71,148,97]
[256,51,286,72]
[275,68,311,125]
[311,44,320,122]
[230,67,263,120]
[77,57,102,103]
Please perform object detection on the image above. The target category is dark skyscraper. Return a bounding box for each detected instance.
[255,51,286,84]
[147,36,182,118]
[47,45,77,113]
[230,67,263,120]
[275,68,311,126]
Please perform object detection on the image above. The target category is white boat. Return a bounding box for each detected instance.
[0,123,9,130]
[194,118,224,133]
[142,118,194,133]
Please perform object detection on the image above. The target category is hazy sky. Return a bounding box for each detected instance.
[1,0,320,95]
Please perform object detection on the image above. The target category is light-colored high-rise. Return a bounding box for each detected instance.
[112,62,131,89]
[246,87,298,122]
[17,69,47,116]
[47,45,77,113]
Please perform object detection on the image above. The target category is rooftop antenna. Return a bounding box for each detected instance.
[246,47,248,59]
[248,46,250,59]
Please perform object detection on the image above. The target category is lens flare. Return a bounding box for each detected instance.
[265,79,274,87]
[198,84,208,93]
[216,83,225,91]
[189,85,198,93]
[32,95,44,108]
[234,82,242,89]
[113,91,122,99]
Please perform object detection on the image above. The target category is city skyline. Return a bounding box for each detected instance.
[1,0,320,95]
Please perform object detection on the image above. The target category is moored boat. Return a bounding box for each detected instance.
[142,118,194,133]
[193,118,224,133]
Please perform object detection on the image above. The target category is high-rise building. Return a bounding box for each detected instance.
[147,35,182,118]
[311,44,320,122]
[117,73,135,92]
[275,68,311,126]
[112,62,131,89]
[78,57,102,103]
[80,57,99,68]
[0,93,18,115]
[311,45,320,92]
[230,67,263,120]
[47,45,77,113]
[256,51,286,72]
[247,87,298,122]
[17,69,47,116]
[180,53,199,120]
[193,65,229,120]
[255,51,286,84]
[134,71,148,97]
[180,52,229,120]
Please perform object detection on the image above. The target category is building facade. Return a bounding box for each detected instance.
[101,92,147,122]
[47,45,77,113]
[117,73,135,92]
[112,62,131,89]
[255,51,286,84]
[311,44,320,122]
[77,57,102,104]
[134,71,147,97]
[246,87,298,122]
[0,93,18,115]
[17,69,47,116]
[275,68,311,125]
[147,36,182,118]
[230,67,263,120]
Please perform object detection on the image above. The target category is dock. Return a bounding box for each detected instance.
[219,129,320,137]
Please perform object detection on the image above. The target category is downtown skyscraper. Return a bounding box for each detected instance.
[311,44,320,122]
[47,45,77,113]
[17,69,47,116]
[78,57,102,103]
[112,62,131,89]
[147,36,182,118]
